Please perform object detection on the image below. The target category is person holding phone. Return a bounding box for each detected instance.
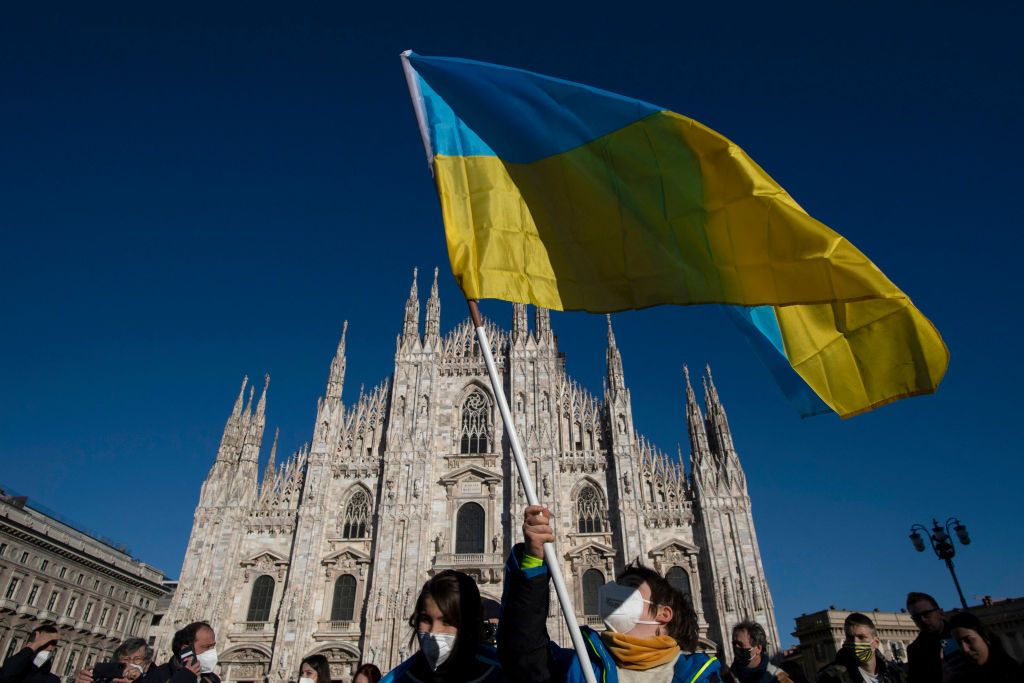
[168,622,220,683]
[0,624,60,683]
[73,638,152,683]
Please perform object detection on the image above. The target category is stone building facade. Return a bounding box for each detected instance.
[155,269,780,682]
[0,489,168,680]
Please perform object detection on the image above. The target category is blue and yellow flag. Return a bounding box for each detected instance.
[401,51,948,418]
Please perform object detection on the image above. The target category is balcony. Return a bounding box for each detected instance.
[36,610,55,621]
[91,625,106,636]
[0,598,18,612]
[15,604,38,618]
[312,620,357,641]
[431,553,504,583]
[56,616,75,628]
[75,620,90,632]
[230,621,274,642]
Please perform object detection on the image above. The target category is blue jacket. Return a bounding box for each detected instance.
[498,544,721,683]
[381,646,503,683]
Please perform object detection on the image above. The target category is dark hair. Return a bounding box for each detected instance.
[844,612,877,638]
[171,621,213,666]
[353,662,383,683]
[112,638,152,664]
[30,624,59,638]
[407,570,483,665]
[733,620,768,653]
[906,592,940,611]
[617,561,698,651]
[949,611,1010,661]
[299,654,332,683]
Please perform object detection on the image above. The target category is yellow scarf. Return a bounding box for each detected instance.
[601,632,681,671]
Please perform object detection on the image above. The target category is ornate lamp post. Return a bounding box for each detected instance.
[909,518,971,609]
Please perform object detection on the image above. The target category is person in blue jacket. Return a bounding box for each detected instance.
[499,504,721,683]
[382,569,503,682]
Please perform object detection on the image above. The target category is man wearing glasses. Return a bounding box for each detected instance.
[905,592,951,682]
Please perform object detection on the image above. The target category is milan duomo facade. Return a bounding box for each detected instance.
[155,269,780,682]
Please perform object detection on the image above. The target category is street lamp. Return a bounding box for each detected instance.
[909,518,971,608]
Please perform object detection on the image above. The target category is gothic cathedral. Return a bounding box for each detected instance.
[156,269,780,682]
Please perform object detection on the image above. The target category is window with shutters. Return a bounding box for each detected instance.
[455,502,486,554]
[330,575,357,621]
[582,569,605,616]
[246,575,275,622]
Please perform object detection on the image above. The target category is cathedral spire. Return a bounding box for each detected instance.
[215,376,248,464]
[255,374,270,425]
[512,303,529,343]
[424,267,441,340]
[684,365,712,465]
[703,365,736,457]
[326,322,347,401]
[231,375,248,419]
[606,314,626,392]
[263,427,279,485]
[534,307,551,342]
[403,267,420,339]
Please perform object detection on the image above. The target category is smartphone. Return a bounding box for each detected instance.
[92,662,125,682]
[179,647,195,666]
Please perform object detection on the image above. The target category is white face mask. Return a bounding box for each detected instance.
[598,582,660,633]
[417,631,456,670]
[196,648,218,674]
[32,650,52,668]
[299,678,315,683]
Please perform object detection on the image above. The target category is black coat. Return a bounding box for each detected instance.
[906,625,948,683]
[0,648,60,683]
[816,648,906,683]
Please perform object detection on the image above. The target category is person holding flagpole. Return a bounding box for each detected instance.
[498,504,720,683]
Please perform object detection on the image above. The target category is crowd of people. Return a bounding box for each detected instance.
[1,506,1019,683]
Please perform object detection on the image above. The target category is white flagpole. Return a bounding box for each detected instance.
[468,300,598,683]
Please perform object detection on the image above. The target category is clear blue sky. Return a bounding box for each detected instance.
[2,2,1021,647]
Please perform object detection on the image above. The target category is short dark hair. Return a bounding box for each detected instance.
[30,624,59,638]
[353,663,383,682]
[617,561,698,651]
[299,654,332,683]
[171,621,213,660]
[112,638,152,664]
[733,620,769,653]
[844,613,877,638]
[906,592,939,611]
[408,570,483,665]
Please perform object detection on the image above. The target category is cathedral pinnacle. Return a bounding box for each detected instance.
[605,314,625,392]
[232,375,249,418]
[256,373,270,421]
[683,364,712,463]
[425,267,441,340]
[534,306,551,341]
[403,267,420,339]
[327,322,347,401]
[263,427,279,484]
[512,303,529,342]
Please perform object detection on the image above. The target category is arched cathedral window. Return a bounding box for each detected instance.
[455,502,485,554]
[341,489,371,539]
[330,574,357,621]
[666,566,691,602]
[246,575,274,622]
[460,391,491,454]
[576,484,605,534]
[582,569,604,616]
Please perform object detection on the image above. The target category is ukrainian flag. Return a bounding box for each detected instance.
[401,51,947,418]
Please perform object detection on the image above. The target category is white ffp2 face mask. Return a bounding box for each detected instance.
[598,582,660,633]
[417,631,456,670]
[32,650,52,668]
[196,648,218,674]
[298,678,315,683]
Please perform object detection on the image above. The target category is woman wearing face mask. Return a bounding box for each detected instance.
[381,569,503,682]
[499,505,721,683]
[297,655,332,683]
[946,612,1022,682]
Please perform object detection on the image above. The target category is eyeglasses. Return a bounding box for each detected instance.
[910,608,939,621]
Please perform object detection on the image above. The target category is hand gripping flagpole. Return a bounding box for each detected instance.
[468,300,598,683]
